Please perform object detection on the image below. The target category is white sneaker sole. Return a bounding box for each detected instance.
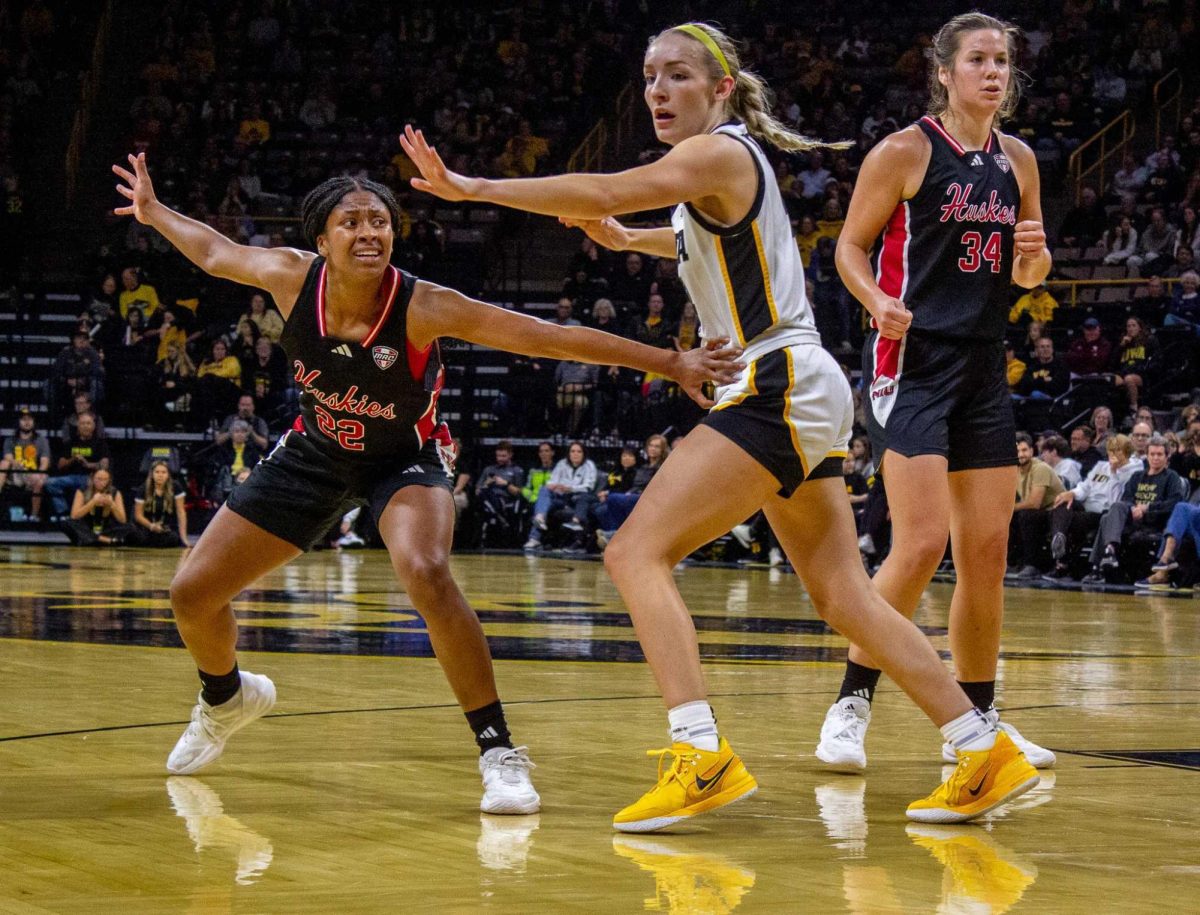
[815,745,867,772]
[481,792,541,815]
[941,741,1056,768]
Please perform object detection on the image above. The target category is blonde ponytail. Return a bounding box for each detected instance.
[654,22,850,153]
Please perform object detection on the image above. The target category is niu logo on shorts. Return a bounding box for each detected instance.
[372,345,399,370]
[871,384,895,400]
[993,153,1011,173]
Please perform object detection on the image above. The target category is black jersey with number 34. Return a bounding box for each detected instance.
[874,116,1021,342]
[279,256,445,460]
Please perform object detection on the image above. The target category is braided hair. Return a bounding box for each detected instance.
[299,176,402,249]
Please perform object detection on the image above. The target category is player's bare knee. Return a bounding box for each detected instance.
[169,569,211,620]
[394,552,454,600]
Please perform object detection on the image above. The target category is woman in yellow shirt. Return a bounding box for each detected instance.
[196,338,242,424]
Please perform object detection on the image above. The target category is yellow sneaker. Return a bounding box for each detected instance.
[907,824,1038,913]
[612,835,757,913]
[613,738,758,833]
[906,731,1039,824]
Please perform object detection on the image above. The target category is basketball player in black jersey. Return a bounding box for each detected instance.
[111,153,740,814]
[816,12,1056,772]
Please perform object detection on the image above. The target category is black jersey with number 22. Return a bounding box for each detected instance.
[279,256,445,460]
[874,116,1021,342]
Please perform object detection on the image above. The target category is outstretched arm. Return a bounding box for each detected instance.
[408,282,742,408]
[559,217,678,259]
[113,153,311,315]
[400,125,746,221]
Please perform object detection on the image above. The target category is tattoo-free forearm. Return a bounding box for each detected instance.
[142,200,237,275]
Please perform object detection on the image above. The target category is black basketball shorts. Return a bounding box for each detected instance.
[702,344,852,497]
[225,428,453,550]
[863,329,1016,473]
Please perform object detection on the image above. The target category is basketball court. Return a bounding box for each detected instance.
[2,545,1197,911]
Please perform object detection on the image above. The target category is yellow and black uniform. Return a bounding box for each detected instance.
[672,121,852,496]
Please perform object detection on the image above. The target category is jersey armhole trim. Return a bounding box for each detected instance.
[683,131,764,238]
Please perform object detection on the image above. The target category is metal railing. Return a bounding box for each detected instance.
[1068,109,1135,203]
[1153,69,1183,151]
[1045,275,1179,309]
[566,82,638,173]
[65,1,113,206]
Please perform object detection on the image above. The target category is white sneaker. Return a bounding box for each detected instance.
[768,547,784,567]
[335,532,365,548]
[730,523,753,549]
[815,697,871,771]
[940,710,1056,768]
[480,746,540,814]
[167,672,277,775]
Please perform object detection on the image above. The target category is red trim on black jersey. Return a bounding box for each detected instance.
[315,263,399,348]
[876,202,909,299]
[406,337,433,383]
[984,131,995,154]
[921,116,966,156]
[361,266,400,348]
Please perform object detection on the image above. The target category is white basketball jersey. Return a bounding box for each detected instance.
[671,122,820,362]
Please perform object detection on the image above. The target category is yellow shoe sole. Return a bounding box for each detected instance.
[613,773,759,833]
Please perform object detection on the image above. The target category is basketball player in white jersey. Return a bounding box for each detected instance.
[402,22,1038,831]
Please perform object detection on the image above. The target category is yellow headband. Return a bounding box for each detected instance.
[672,24,732,78]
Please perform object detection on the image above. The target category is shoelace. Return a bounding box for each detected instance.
[831,706,864,740]
[492,746,536,783]
[646,746,702,788]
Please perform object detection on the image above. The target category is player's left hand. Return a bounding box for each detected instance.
[675,338,744,409]
[400,125,478,202]
[1014,220,1046,258]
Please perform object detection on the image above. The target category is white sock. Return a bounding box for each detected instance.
[667,700,719,751]
[940,707,997,754]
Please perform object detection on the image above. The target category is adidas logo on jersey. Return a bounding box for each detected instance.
[970,153,984,167]
[330,344,353,358]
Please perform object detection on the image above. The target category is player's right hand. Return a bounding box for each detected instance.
[872,296,912,340]
[112,153,158,224]
[558,216,630,252]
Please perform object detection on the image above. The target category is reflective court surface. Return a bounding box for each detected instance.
[1,545,1197,913]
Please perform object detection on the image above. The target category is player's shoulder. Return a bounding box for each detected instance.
[865,124,930,167]
[995,130,1035,166]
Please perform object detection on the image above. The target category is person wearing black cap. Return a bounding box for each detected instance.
[1065,317,1112,376]
[0,408,51,521]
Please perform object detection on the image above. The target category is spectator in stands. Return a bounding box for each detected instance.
[238,292,284,343]
[1084,436,1186,582]
[143,306,186,363]
[1178,206,1200,260]
[1111,152,1148,200]
[1135,274,1171,324]
[794,215,820,268]
[118,305,155,365]
[242,336,289,413]
[1021,319,1046,363]
[48,330,104,419]
[1130,420,1154,460]
[1010,432,1066,579]
[215,394,270,451]
[673,301,701,351]
[797,149,831,205]
[608,252,652,313]
[551,297,581,328]
[524,441,596,551]
[520,442,555,511]
[0,408,50,521]
[634,291,672,350]
[210,419,264,503]
[230,314,261,366]
[63,467,131,547]
[475,441,526,546]
[1040,434,1083,488]
[128,460,187,547]
[195,337,243,424]
[1112,316,1158,414]
[843,454,869,520]
[1070,424,1105,475]
[1138,488,1200,588]
[1163,245,1196,280]
[154,340,195,423]
[1170,417,1200,489]
[1058,186,1107,248]
[1165,270,1200,331]
[1006,340,1026,391]
[1091,406,1115,447]
[1015,336,1069,427]
[1044,433,1142,580]
[45,410,110,520]
[60,392,106,441]
[1127,207,1178,276]
[591,434,671,549]
[1066,317,1113,376]
[118,266,161,320]
[1009,282,1058,325]
[555,357,598,438]
[1101,215,1138,265]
